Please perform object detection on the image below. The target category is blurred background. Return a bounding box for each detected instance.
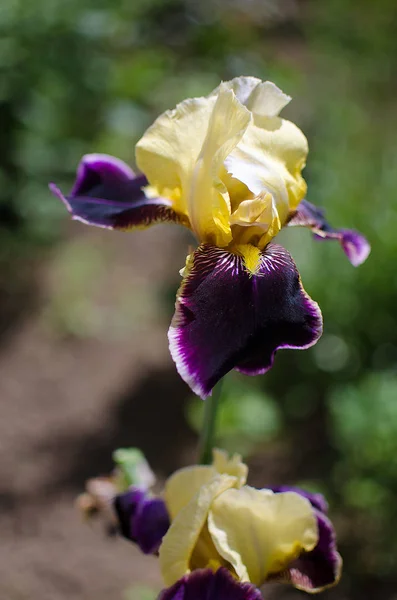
[0,0,396,598]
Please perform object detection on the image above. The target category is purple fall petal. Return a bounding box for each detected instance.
[288,199,370,266]
[168,243,322,399]
[274,510,342,593]
[114,487,170,555]
[50,153,183,230]
[271,486,328,514]
[159,568,262,600]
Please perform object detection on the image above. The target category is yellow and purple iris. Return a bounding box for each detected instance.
[50,76,370,398]
[114,450,342,597]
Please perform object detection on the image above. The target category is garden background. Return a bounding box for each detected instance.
[0,0,396,598]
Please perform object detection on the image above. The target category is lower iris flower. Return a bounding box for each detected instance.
[50,76,370,398]
[114,450,341,596]
[114,450,341,595]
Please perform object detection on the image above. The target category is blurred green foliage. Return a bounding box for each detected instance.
[187,375,282,456]
[2,0,397,597]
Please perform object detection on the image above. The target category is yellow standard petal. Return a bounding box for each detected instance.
[207,487,318,586]
[187,84,251,246]
[136,95,217,216]
[164,465,217,520]
[219,77,308,248]
[212,448,248,487]
[160,474,238,586]
[164,450,248,520]
[210,77,292,119]
[136,85,251,247]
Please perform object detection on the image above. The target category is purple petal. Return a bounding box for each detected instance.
[288,199,370,266]
[71,153,136,196]
[271,486,328,514]
[50,153,182,230]
[168,244,322,398]
[159,568,262,600]
[274,510,342,592]
[114,487,170,555]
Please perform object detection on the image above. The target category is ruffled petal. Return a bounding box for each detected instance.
[114,487,170,555]
[210,76,291,119]
[288,199,370,266]
[165,451,248,521]
[165,466,217,520]
[271,510,342,593]
[160,475,238,586]
[136,97,217,216]
[50,153,183,230]
[271,486,329,514]
[187,85,251,246]
[158,568,262,600]
[136,87,251,246]
[222,82,308,247]
[168,244,322,399]
[211,449,248,488]
[207,487,318,586]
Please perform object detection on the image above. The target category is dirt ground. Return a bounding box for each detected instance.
[0,224,198,600]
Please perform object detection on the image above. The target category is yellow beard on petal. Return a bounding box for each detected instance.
[235,244,262,275]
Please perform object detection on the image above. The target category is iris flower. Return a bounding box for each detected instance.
[50,76,370,398]
[159,568,262,600]
[114,449,342,595]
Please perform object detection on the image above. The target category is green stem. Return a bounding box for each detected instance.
[198,381,223,465]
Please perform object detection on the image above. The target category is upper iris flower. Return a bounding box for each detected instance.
[50,76,370,398]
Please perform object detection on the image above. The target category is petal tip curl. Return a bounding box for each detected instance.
[289,200,370,267]
[49,182,73,214]
[340,230,371,267]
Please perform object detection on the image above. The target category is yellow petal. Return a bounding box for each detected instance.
[187,85,251,246]
[136,95,217,216]
[226,118,308,220]
[230,192,283,249]
[159,474,237,586]
[164,450,248,520]
[210,77,291,118]
[189,523,226,572]
[164,465,217,520]
[212,449,248,487]
[207,487,318,586]
[230,194,273,225]
[136,86,251,246]
[217,77,307,242]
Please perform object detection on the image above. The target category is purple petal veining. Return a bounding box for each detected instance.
[168,243,322,398]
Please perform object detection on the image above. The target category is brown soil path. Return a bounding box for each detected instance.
[0,224,196,600]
